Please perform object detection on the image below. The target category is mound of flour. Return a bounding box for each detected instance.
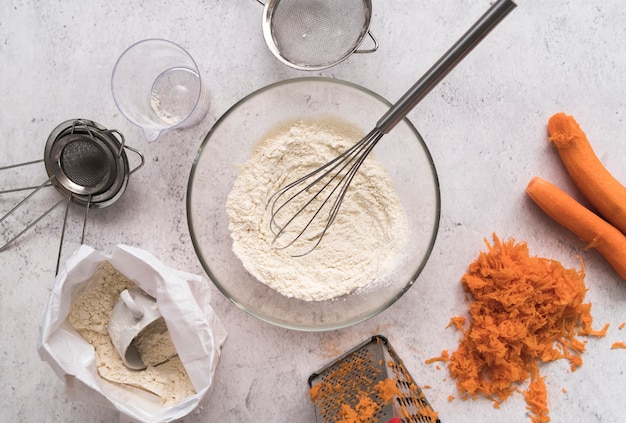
[226,120,409,301]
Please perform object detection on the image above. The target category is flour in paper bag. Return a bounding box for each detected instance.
[226,120,409,301]
[67,261,195,405]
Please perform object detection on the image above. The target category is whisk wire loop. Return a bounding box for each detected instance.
[269,129,383,256]
[268,132,368,237]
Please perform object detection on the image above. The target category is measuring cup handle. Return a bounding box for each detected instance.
[120,289,145,320]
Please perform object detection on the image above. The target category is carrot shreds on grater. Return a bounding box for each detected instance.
[308,335,441,423]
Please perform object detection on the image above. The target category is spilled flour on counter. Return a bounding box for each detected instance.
[67,261,195,405]
[226,120,409,301]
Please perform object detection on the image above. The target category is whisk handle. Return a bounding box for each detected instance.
[376,0,516,134]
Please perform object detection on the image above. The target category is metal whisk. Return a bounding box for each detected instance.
[269,0,516,256]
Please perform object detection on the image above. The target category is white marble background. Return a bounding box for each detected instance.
[1,1,625,422]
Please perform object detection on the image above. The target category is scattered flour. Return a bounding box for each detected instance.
[226,120,410,301]
[67,261,195,405]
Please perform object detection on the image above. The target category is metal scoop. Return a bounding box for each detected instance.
[108,287,162,370]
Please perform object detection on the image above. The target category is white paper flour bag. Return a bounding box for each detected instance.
[37,244,228,422]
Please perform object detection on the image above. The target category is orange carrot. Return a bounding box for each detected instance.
[547,113,626,234]
[446,316,466,331]
[611,342,626,349]
[425,350,449,365]
[527,177,626,280]
[524,375,550,423]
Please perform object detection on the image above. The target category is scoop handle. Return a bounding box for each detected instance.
[376,0,516,134]
[120,289,144,320]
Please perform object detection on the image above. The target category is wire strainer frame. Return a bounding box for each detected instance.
[0,119,144,274]
[44,119,143,208]
[258,0,379,71]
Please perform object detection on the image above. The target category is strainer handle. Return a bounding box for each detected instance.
[103,128,145,175]
[0,178,64,253]
[0,159,47,194]
[354,30,379,54]
[124,145,145,175]
[376,0,516,134]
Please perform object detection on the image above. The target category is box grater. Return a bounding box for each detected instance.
[308,335,441,423]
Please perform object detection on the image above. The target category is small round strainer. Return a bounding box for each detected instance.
[44,119,137,208]
[258,0,379,70]
[0,119,144,274]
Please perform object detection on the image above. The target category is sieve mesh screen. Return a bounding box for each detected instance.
[60,139,110,188]
[269,0,368,68]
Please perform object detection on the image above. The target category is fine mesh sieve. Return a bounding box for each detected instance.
[258,0,378,70]
[43,119,139,207]
[309,335,441,423]
[59,137,111,189]
[0,119,144,273]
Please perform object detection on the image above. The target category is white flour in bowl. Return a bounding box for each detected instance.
[226,120,409,301]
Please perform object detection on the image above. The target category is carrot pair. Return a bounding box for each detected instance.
[526,113,626,281]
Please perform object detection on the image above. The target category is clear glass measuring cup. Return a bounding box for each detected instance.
[111,39,210,142]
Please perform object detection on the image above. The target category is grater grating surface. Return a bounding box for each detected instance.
[308,335,441,423]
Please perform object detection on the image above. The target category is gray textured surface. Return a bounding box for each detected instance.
[1,1,626,422]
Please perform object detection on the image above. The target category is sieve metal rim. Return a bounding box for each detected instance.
[44,119,131,208]
[45,133,117,196]
[260,0,376,71]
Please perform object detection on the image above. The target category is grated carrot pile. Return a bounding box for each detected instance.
[435,234,607,423]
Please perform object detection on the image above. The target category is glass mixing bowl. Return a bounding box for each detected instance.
[187,77,440,331]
